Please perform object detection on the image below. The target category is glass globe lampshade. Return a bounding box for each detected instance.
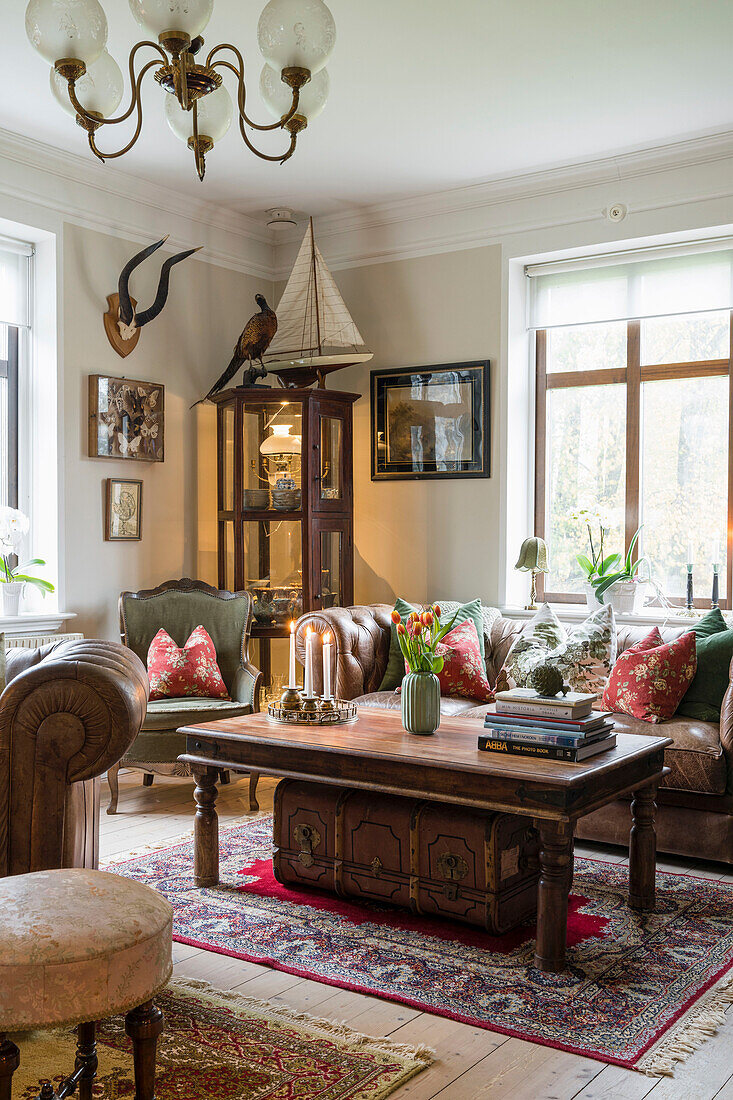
[257,0,335,76]
[25,0,108,66]
[260,424,302,456]
[128,0,214,38]
[260,64,329,122]
[164,85,233,144]
[50,48,124,118]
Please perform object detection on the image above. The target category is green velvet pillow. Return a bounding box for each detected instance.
[378,597,485,692]
[677,609,733,721]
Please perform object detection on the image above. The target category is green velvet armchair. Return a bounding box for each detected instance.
[109,577,262,814]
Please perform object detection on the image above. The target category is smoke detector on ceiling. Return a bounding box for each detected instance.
[267,208,297,231]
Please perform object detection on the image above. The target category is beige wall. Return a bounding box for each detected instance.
[304,244,503,609]
[62,223,272,639]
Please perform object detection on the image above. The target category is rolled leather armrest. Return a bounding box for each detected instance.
[0,640,149,875]
[295,605,393,700]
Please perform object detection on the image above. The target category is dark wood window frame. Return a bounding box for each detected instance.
[535,311,733,609]
[0,325,19,509]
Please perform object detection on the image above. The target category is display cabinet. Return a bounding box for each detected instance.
[212,386,358,688]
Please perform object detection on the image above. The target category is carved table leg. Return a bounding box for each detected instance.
[125,1001,164,1100]
[629,781,658,911]
[0,1034,19,1100]
[534,819,574,973]
[76,1021,97,1100]
[193,766,220,887]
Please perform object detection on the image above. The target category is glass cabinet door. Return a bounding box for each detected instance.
[311,517,352,610]
[311,400,352,513]
[243,519,303,626]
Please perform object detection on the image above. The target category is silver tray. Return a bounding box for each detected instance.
[266,700,358,725]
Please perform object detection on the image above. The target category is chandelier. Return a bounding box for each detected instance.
[24,0,335,180]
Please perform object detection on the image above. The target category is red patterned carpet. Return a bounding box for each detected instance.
[110,817,733,1075]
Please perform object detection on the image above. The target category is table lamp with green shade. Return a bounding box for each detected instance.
[515,536,549,610]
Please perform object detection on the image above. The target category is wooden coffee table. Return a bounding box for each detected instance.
[179,708,671,973]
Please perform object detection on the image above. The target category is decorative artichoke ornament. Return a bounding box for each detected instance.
[529,663,569,698]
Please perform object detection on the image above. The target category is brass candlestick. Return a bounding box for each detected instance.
[300,696,319,715]
[279,686,302,711]
[319,696,335,713]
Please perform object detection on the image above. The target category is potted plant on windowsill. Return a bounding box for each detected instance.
[0,507,55,616]
[592,527,647,614]
[573,507,621,610]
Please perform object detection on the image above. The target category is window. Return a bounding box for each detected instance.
[531,246,733,607]
[0,242,32,512]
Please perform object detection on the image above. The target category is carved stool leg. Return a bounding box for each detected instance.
[75,1021,97,1100]
[193,766,220,887]
[0,1034,19,1100]
[106,763,120,815]
[534,819,574,973]
[248,771,260,812]
[125,1001,164,1100]
[629,781,658,911]
[143,773,154,787]
[218,769,230,785]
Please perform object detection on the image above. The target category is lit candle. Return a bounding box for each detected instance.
[304,626,314,698]
[323,631,332,699]
[288,620,297,688]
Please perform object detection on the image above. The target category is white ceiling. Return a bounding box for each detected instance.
[6,0,733,222]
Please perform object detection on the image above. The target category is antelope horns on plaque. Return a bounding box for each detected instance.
[103,236,202,358]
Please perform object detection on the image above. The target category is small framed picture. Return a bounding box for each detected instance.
[105,478,143,541]
[89,375,164,462]
[371,361,490,480]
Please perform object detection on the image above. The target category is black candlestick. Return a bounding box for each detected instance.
[712,568,720,609]
[686,569,694,611]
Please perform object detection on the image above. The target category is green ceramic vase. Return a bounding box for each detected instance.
[401,670,441,736]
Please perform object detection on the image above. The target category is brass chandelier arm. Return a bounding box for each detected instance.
[237,113,298,163]
[207,46,302,131]
[87,59,160,161]
[66,40,168,128]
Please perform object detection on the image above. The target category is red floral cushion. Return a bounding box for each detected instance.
[405,619,494,702]
[147,625,230,701]
[601,628,696,723]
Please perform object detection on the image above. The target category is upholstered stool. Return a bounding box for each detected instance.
[0,868,173,1100]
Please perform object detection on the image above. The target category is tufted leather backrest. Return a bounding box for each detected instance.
[295,606,393,699]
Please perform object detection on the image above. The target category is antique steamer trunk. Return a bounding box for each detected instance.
[273,780,540,934]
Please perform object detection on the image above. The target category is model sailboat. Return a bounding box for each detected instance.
[266,218,373,388]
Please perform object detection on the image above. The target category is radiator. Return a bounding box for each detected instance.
[5,631,85,649]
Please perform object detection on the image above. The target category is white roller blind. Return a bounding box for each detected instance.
[0,241,33,329]
[527,243,733,330]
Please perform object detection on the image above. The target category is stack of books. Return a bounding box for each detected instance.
[478,688,616,761]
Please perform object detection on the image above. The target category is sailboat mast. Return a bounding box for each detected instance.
[310,217,322,356]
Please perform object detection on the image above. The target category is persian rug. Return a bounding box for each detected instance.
[11,977,433,1099]
[109,817,733,1076]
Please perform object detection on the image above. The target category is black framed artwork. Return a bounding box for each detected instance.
[371,361,490,480]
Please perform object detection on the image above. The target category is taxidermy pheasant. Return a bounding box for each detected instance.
[192,294,277,406]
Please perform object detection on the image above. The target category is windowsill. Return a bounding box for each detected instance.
[500,604,727,628]
[0,610,77,635]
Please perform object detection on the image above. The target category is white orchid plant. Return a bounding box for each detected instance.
[0,507,54,596]
[571,505,644,603]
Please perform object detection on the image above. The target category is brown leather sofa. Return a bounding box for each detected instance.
[296,605,733,865]
[1,638,148,874]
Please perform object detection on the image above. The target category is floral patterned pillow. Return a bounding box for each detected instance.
[404,619,494,701]
[602,628,697,723]
[147,625,230,701]
[501,603,616,696]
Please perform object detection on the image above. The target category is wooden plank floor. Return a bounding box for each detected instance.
[100,771,733,1100]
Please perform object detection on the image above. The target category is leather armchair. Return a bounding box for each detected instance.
[113,577,263,814]
[0,639,148,875]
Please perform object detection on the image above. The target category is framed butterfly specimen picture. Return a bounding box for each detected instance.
[88,375,164,462]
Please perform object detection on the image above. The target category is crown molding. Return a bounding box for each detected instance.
[0,127,275,280]
[273,127,733,275]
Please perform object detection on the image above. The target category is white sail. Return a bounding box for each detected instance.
[267,221,369,358]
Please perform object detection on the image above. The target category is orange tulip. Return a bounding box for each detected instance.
[391,609,401,625]
[422,611,433,627]
[433,604,442,618]
[397,622,406,636]
[413,620,423,635]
